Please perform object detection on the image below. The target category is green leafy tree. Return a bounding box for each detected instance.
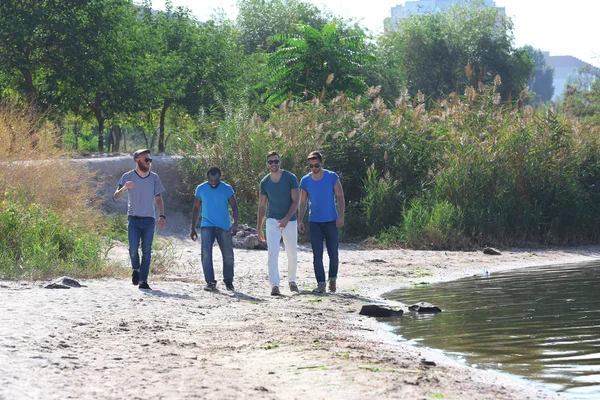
[394,3,534,99]
[263,22,374,104]
[236,0,328,54]
[562,67,600,125]
[56,0,140,152]
[524,45,554,102]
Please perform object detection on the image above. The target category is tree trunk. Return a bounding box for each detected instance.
[74,121,80,150]
[158,98,170,152]
[21,68,36,105]
[94,92,105,152]
[112,125,121,153]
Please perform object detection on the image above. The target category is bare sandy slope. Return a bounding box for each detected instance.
[2,232,599,399]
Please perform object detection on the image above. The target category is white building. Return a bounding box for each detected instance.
[543,52,597,100]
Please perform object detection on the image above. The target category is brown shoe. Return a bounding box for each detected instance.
[289,282,299,292]
[328,280,336,293]
[271,286,281,296]
[312,283,326,293]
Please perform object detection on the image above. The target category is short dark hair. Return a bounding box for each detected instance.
[307,151,322,162]
[207,166,221,177]
[266,151,279,160]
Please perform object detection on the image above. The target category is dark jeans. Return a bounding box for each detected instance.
[309,221,339,285]
[200,226,235,285]
[128,216,155,283]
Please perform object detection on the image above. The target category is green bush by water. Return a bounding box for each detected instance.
[179,84,600,248]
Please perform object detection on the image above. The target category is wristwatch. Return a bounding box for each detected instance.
[159,215,166,219]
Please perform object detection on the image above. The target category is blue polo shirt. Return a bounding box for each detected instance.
[299,169,339,223]
[195,182,234,230]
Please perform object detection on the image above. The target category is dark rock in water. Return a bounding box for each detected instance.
[483,247,501,255]
[408,302,442,313]
[44,277,83,289]
[359,304,404,318]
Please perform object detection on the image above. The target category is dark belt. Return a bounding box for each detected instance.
[128,215,155,220]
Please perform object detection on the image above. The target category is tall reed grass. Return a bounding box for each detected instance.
[181,81,600,248]
[0,101,114,279]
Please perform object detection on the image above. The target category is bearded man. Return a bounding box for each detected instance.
[113,149,166,290]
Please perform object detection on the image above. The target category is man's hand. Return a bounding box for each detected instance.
[229,224,238,236]
[258,229,265,242]
[278,218,289,229]
[336,215,345,228]
[158,216,166,229]
[298,221,305,233]
[123,181,134,190]
[191,228,198,241]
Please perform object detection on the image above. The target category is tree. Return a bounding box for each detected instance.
[394,3,534,99]
[263,22,374,104]
[56,0,141,152]
[562,67,600,125]
[524,45,554,102]
[236,0,328,54]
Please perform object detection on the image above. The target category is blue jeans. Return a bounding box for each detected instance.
[200,226,234,285]
[309,221,339,285]
[128,216,156,283]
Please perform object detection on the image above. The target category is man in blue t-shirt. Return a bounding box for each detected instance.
[190,167,239,292]
[298,151,345,293]
[257,151,300,296]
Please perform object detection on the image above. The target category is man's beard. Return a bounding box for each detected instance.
[137,161,150,173]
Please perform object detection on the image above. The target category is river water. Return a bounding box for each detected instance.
[384,261,600,399]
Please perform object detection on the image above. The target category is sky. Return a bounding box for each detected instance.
[151,0,600,68]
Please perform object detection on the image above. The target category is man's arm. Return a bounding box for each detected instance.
[334,179,345,228]
[190,198,202,241]
[113,181,133,201]
[297,188,308,233]
[278,188,299,228]
[257,194,268,242]
[155,194,165,229]
[228,195,239,235]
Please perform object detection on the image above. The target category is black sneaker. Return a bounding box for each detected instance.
[138,282,152,290]
[132,269,139,286]
[225,282,235,291]
[204,283,217,292]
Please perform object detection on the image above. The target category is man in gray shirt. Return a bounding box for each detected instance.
[257,151,300,296]
[113,149,166,290]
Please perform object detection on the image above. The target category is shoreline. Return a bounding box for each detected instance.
[2,240,599,399]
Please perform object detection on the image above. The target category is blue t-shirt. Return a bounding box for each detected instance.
[299,169,339,223]
[194,182,235,230]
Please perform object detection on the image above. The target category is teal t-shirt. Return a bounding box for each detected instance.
[195,182,234,230]
[260,170,299,221]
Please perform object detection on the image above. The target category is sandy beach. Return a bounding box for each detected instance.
[2,227,599,399]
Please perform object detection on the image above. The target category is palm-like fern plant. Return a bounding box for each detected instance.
[263,21,374,105]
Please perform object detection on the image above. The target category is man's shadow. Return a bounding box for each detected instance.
[141,289,195,300]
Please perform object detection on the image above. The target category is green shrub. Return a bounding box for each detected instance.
[0,190,108,280]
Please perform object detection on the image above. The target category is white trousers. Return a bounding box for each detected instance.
[266,218,298,287]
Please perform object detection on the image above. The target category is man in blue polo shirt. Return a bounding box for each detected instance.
[190,167,239,292]
[298,151,345,293]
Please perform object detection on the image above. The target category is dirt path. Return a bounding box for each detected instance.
[3,231,599,399]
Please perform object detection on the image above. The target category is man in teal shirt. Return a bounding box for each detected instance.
[257,151,300,296]
[191,167,239,292]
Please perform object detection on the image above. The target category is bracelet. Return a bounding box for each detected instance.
[159,215,166,219]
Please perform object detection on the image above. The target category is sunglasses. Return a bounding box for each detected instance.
[144,158,152,163]
[308,163,321,169]
[267,159,280,165]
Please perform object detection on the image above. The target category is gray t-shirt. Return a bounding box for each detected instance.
[118,170,165,218]
[260,170,299,221]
